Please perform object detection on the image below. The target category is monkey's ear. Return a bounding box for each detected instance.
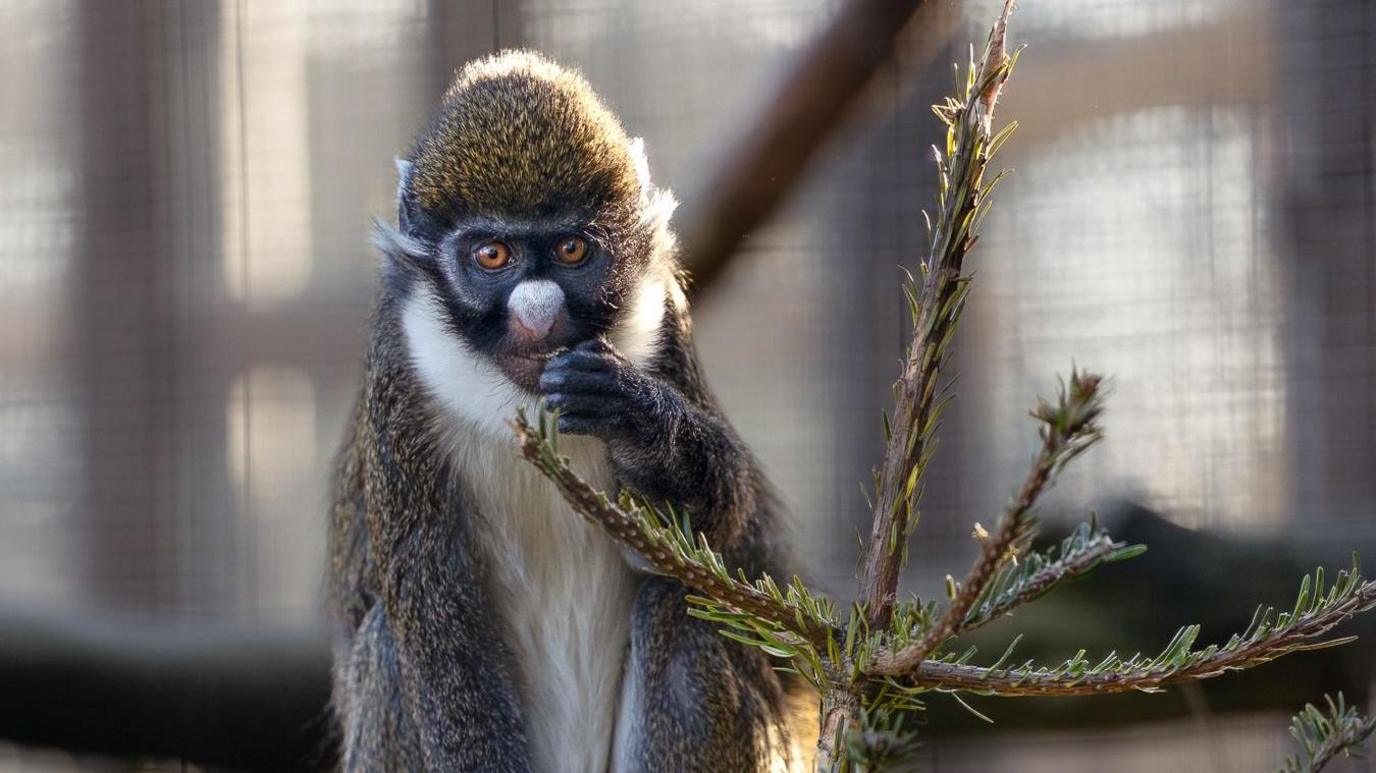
[395,157,417,231]
[373,217,429,294]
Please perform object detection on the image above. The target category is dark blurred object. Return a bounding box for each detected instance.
[0,606,332,770]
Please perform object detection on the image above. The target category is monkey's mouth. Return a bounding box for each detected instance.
[493,351,557,392]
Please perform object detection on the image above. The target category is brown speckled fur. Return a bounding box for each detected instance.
[411,53,641,222]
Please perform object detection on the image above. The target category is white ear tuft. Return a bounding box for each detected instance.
[629,138,652,194]
[627,138,680,263]
[394,157,413,203]
[639,187,680,262]
[370,218,427,262]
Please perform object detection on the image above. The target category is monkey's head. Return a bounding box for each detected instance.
[379,51,677,413]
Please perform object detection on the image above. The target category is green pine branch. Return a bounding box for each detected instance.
[960,518,1144,635]
[1280,693,1376,773]
[855,0,1020,634]
[899,561,1376,697]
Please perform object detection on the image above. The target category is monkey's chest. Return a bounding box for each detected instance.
[467,439,639,773]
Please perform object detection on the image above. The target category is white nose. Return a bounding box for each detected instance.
[507,279,565,341]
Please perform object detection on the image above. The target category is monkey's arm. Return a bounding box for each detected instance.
[539,336,754,546]
[361,360,532,772]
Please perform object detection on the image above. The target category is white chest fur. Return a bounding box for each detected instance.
[457,437,637,773]
[400,278,670,771]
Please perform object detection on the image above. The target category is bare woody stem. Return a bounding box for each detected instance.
[854,253,954,632]
[815,691,861,772]
[857,0,1017,633]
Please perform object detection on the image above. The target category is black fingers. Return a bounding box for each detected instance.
[537,366,617,395]
[539,339,643,438]
[555,412,628,436]
[543,390,627,416]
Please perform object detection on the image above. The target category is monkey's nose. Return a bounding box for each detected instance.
[507,279,566,341]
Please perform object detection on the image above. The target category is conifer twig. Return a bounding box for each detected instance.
[1280,693,1376,773]
[900,563,1376,695]
[870,368,1105,675]
[957,519,1142,636]
[857,0,1018,632]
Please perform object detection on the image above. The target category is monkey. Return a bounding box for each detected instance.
[328,51,802,772]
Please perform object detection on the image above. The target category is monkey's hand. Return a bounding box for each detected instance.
[538,337,751,546]
[538,337,678,441]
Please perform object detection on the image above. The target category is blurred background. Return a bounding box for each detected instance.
[0,0,1373,770]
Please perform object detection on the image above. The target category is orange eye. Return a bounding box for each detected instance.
[554,235,589,265]
[473,241,511,270]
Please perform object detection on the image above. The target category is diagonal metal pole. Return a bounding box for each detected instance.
[676,0,953,298]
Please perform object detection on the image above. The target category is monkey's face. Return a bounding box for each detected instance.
[411,209,654,392]
[385,51,675,402]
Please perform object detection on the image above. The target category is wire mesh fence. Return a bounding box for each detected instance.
[0,0,1371,769]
